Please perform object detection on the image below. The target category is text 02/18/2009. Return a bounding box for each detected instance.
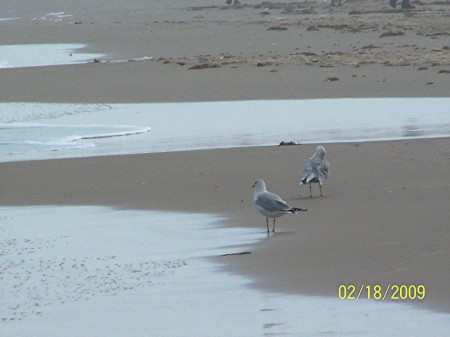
[338,284,426,301]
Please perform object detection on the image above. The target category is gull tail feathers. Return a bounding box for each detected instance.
[291,207,308,213]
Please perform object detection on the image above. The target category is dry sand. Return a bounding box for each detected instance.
[1,0,450,102]
[1,0,449,314]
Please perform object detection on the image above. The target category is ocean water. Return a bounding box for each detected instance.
[0,123,150,161]
[0,98,449,162]
[0,44,104,68]
[1,206,449,337]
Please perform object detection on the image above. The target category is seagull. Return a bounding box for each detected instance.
[252,179,307,233]
[299,145,330,197]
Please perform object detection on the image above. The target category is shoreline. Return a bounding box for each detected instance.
[1,138,449,313]
[1,0,449,326]
[2,97,450,163]
[2,207,448,336]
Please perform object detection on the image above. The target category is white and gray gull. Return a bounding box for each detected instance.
[252,179,307,233]
[299,145,330,197]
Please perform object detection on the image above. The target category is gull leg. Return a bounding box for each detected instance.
[319,184,323,197]
[272,218,276,232]
[309,184,312,197]
[266,217,269,233]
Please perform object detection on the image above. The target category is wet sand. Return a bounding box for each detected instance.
[3,207,448,336]
[1,0,449,317]
[1,139,450,313]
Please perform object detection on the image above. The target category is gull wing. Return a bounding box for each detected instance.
[255,191,292,213]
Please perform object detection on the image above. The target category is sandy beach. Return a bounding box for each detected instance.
[1,0,450,102]
[1,138,450,314]
[1,0,449,334]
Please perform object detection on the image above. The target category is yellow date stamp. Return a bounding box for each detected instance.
[338,284,426,301]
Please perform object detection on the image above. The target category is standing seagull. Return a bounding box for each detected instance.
[300,146,330,197]
[252,179,307,233]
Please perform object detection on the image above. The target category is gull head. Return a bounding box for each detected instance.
[315,145,327,162]
[252,179,267,193]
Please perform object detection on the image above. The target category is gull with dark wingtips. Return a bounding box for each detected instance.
[252,179,307,233]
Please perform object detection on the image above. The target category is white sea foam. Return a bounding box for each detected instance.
[0,123,151,160]
[0,17,21,22]
[34,12,73,22]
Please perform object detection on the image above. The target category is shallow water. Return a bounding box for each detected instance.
[0,44,104,68]
[0,123,150,160]
[0,98,449,162]
[0,206,449,337]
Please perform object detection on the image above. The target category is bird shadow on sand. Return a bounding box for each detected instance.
[262,229,299,238]
[290,193,331,201]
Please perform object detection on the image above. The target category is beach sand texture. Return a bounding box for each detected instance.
[1,0,449,102]
[1,139,450,313]
[1,0,449,327]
